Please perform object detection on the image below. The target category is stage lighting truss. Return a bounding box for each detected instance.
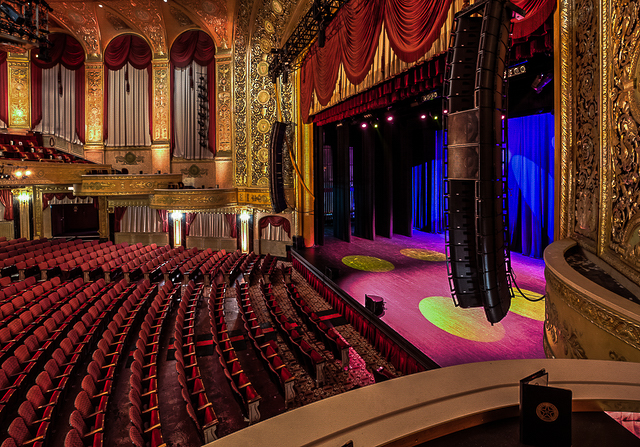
[0,0,52,51]
[268,0,349,83]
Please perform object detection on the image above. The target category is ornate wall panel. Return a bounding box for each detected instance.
[152,61,171,142]
[76,174,182,195]
[107,0,167,56]
[233,0,251,187]
[51,2,101,58]
[573,0,599,247]
[150,188,237,210]
[7,54,30,129]
[216,52,233,154]
[86,63,104,145]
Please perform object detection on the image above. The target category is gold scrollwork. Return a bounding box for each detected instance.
[86,63,104,144]
[153,62,170,142]
[7,58,30,128]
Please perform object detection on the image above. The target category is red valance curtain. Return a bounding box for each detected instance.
[0,190,13,221]
[157,209,169,233]
[0,52,7,125]
[301,0,556,122]
[185,213,198,236]
[30,33,86,139]
[259,215,291,237]
[114,206,127,232]
[225,214,237,238]
[104,34,153,142]
[169,30,216,156]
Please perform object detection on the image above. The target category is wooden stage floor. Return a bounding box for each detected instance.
[294,231,547,367]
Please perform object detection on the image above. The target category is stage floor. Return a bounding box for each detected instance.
[295,231,547,367]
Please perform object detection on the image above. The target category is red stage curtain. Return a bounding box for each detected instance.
[259,215,291,237]
[0,52,6,125]
[312,36,342,106]
[0,190,13,221]
[104,34,153,142]
[31,33,86,131]
[292,257,425,375]
[157,209,169,233]
[185,213,198,236]
[42,192,76,210]
[114,206,127,232]
[169,30,217,155]
[225,214,237,238]
[384,0,453,63]
[511,0,556,39]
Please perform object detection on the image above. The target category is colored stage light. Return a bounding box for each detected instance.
[361,122,367,128]
[420,114,427,120]
[386,116,393,122]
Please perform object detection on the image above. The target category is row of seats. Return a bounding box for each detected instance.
[149,247,198,283]
[0,144,88,163]
[260,254,278,284]
[139,245,184,281]
[199,249,230,286]
[1,238,90,277]
[127,282,176,447]
[174,281,218,443]
[218,250,245,285]
[235,281,296,407]
[3,278,120,445]
[260,280,327,387]
[237,252,260,283]
[209,282,261,424]
[285,283,351,369]
[178,248,215,283]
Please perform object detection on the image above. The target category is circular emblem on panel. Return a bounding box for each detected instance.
[260,38,272,54]
[68,12,85,24]
[257,119,271,134]
[536,402,559,422]
[257,90,270,105]
[272,0,283,15]
[257,61,270,77]
[264,20,275,34]
[258,177,269,186]
[201,0,217,14]
[188,164,201,177]
[124,152,137,164]
[135,10,151,21]
[258,148,269,163]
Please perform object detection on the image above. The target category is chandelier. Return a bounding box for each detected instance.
[0,0,52,52]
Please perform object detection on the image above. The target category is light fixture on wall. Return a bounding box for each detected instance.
[239,209,251,253]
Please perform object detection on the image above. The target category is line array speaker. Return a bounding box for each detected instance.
[269,121,288,213]
[444,0,524,323]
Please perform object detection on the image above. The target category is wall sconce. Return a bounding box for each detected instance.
[171,211,183,248]
[13,168,31,179]
[17,192,30,202]
[240,210,251,222]
[239,209,251,253]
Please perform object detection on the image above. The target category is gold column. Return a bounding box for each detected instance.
[215,51,232,155]
[151,60,171,174]
[32,186,43,239]
[296,71,315,247]
[7,53,30,130]
[12,188,31,239]
[85,60,105,163]
[98,197,109,239]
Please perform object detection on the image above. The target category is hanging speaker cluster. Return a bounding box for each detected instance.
[269,121,288,214]
[443,0,524,324]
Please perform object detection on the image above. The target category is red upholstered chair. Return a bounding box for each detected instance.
[7,416,47,446]
[68,410,103,446]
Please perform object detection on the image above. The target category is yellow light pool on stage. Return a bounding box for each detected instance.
[342,255,394,272]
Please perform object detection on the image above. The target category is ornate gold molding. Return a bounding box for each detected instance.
[150,188,238,210]
[32,186,43,239]
[7,54,30,129]
[152,60,170,143]
[98,197,109,239]
[546,267,640,351]
[107,198,151,209]
[75,174,183,196]
[86,62,104,144]
[216,54,232,155]
[0,162,111,186]
[598,0,611,257]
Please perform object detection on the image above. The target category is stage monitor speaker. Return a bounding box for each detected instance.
[269,121,288,213]
[444,0,522,323]
[365,294,385,317]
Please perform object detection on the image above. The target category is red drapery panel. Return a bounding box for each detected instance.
[157,210,169,233]
[31,33,86,131]
[384,0,452,63]
[114,207,127,232]
[42,192,79,210]
[169,30,217,156]
[104,34,153,142]
[225,214,237,239]
[511,0,556,39]
[258,215,291,237]
[292,257,425,375]
[185,213,198,236]
[0,190,13,221]
[0,52,8,125]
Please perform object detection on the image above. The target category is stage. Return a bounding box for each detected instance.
[294,231,547,367]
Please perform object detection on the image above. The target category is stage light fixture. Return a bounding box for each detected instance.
[532,72,553,94]
[361,122,367,128]
[24,169,31,177]
[420,114,427,120]
[14,170,22,178]
[0,3,24,25]
[386,116,393,122]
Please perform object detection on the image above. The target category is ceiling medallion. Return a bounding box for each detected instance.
[135,10,151,21]
[272,0,283,15]
[201,0,217,14]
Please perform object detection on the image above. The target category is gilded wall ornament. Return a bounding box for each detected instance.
[152,62,170,142]
[115,152,143,165]
[181,164,209,178]
[86,63,104,144]
[7,58,30,128]
[216,59,232,154]
[106,12,131,30]
[233,0,251,186]
[169,5,194,26]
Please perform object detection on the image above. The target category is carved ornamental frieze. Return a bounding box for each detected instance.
[75,174,183,196]
[216,54,232,154]
[86,62,104,144]
[233,0,251,187]
[152,61,170,142]
[7,55,30,129]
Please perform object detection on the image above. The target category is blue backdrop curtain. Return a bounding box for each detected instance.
[412,115,554,258]
[507,113,554,258]
[412,129,444,233]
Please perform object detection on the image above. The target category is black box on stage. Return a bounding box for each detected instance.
[365,295,385,317]
[520,369,572,447]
